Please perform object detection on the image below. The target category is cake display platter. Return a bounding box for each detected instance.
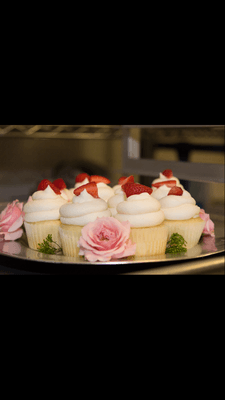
[0,230,224,264]
[0,202,224,274]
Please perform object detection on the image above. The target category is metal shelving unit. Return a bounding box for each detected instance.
[0,125,123,139]
[0,124,224,183]
[122,125,224,184]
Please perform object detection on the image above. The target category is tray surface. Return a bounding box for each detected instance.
[0,202,224,269]
[0,231,224,266]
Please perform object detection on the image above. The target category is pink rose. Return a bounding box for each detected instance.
[78,217,136,262]
[0,200,25,241]
[199,209,215,237]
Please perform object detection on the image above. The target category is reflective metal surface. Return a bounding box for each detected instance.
[0,206,224,274]
[0,230,224,267]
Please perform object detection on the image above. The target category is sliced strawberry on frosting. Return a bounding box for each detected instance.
[73,182,99,198]
[52,178,67,190]
[152,180,177,189]
[118,175,135,185]
[37,179,61,195]
[122,182,153,198]
[168,186,183,196]
[162,169,173,179]
[75,173,90,183]
[89,175,111,184]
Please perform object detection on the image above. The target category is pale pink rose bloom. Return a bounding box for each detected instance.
[78,217,136,262]
[0,200,25,241]
[199,209,215,237]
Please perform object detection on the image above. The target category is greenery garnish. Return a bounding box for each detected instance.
[37,234,62,255]
[166,233,187,254]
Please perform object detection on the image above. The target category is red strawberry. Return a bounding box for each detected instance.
[75,173,90,183]
[118,175,135,185]
[52,178,67,190]
[37,179,61,195]
[89,175,111,184]
[74,182,99,198]
[152,180,177,189]
[162,169,173,179]
[168,186,183,196]
[122,182,153,198]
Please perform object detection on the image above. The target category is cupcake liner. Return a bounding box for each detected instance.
[130,224,168,256]
[59,224,83,257]
[163,217,206,249]
[24,220,61,251]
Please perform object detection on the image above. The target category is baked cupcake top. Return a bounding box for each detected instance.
[23,184,67,223]
[114,183,165,228]
[159,186,200,220]
[59,183,111,226]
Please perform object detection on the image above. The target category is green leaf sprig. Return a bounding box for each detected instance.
[37,234,62,255]
[166,233,187,254]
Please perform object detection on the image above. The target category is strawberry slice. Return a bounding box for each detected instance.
[122,182,153,198]
[37,179,61,195]
[37,179,52,191]
[162,169,173,179]
[118,175,135,185]
[89,175,111,184]
[52,178,67,190]
[152,180,177,189]
[75,173,90,183]
[168,186,183,196]
[73,182,99,198]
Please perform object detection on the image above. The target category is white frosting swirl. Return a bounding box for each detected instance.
[114,193,165,228]
[96,182,114,202]
[67,177,90,199]
[159,190,200,220]
[152,172,183,188]
[112,184,121,193]
[60,188,74,202]
[107,187,126,216]
[23,185,67,222]
[74,177,90,189]
[152,185,191,200]
[59,189,111,226]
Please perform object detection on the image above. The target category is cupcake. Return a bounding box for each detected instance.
[159,186,206,249]
[108,176,134,216]
[23,180,67,250]
[59,182,112,257]
[114,183,168,256]
[152,169,184,188]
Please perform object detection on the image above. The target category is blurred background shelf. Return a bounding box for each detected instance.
[0,125,224,215]
[0,125,124,139]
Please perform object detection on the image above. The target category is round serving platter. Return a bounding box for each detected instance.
[0,231,224,266]
[0,202,224,273]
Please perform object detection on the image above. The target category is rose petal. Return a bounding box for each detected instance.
[8,215,24,233]
[3,229,23,241]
